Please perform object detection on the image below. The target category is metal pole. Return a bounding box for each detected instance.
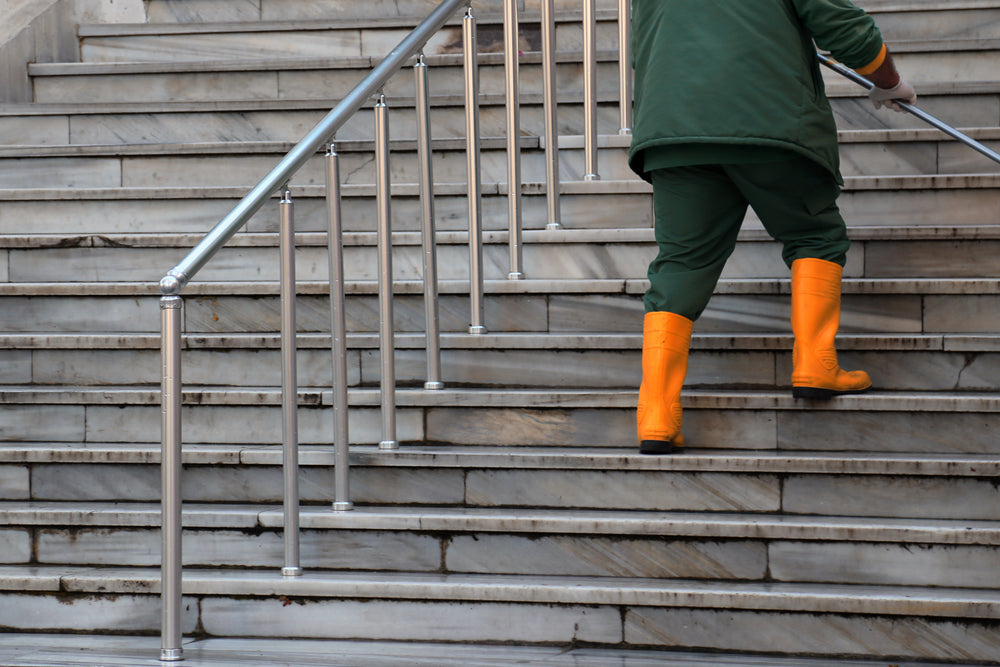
[415,56,445,391]
[504,0,524,280]
[618,0,632,135]
[159,295,183,662]
[325,144,354,511]
[583,0,600,180]
[279,189,302,576]
[541,0,562,230]
[817,52,1000,166]
[464,7,487,335]
[375,94,398,450]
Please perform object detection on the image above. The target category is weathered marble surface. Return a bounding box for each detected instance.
[0,592,192,633]
[0,529,29,563]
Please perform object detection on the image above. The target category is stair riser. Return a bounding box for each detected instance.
[6,526,999,590]
[8,235,1000,283]
[32,60,624,105]
[78,19,620,63]
[0,292,996,338]
[8,137,998,191]
[1,590,995,662]
[7,461,1000,518]
[10,347,1000,394]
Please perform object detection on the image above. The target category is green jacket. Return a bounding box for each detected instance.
[628,0,885,184]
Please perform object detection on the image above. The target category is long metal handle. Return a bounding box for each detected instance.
[375,94,398,450]
[817,52,1000,166]
[415,56,444,391]
[325,144,353,511]
[464,8,487,335]
[541,0,562,230]
[583,0,600,181]
[159,295,183,662]
[618,0,632,135]
[504,0,524,280]
[279,189,302,577]
[159,0,467,295]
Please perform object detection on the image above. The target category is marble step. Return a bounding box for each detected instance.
[74,11,624,64]
[5,82,1000,146]
[1,172,998,235]
[29,51,626,105]
[3,129,998,192]
[4,224,1000,285]
[1,387,1000,453]
[0,276,997,336]
[1,565,998,661]
[6,330,1000,392]
[2,501,999,588]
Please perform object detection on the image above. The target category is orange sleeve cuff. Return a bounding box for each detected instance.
[854,43,887,76]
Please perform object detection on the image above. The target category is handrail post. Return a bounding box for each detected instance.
[504,0,524,280]
[617,0,632,135]
[326,143,354,511]
[464,6,487,335]
[415,55,445,391]
[159,294,183,662]
[541,0,562,230]
[279,188,303,576]
[583,0,600,181]
[375,94,399,450]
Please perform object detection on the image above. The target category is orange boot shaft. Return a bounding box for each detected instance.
[637,311,693,450]
[790,258,871,399]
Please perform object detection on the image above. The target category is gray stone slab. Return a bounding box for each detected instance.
[200,597,622,644]
[147,0,263,23]
[783,474,1000,520]
[0,157,121,189]
[0,592,194,633]
[0,116,68,145]
[0,529,29,563]
[624,608,1000,662]
[0,350,30,383]
[34,71,281,104]
[445,534,767,579]
[80,31,366,62]
[770,541,1000,589]
[464,470,781,511]
[0,296,158,333]
[925,294,1000,333]
[777,410,1000,454]
[0,405,85,442]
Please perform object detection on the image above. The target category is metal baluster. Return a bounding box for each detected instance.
[583,0,600,180]
[464,7,487,334]
[279,188,303,575]
[159,294,183,662]
[415,56,444,391]
[504,0,524,279]
[618,0,632,135]
[541,0,561,230]
[375,94,398,449]
[325,144,354,511]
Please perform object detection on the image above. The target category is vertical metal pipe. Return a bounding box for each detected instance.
[415,56,444,391]
[375,94,398,450]
[464,7,487,335]
[279,189,303,576]
[541,0,562,230]
[159,295,183,662]
[618,0,632,135]
[503,0,524,280]
[583,0,600,180]
[325,144,354,511]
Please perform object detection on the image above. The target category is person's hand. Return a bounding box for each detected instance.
[869,79,917,112]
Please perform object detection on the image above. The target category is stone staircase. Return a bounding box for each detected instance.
[1,0,1000,662]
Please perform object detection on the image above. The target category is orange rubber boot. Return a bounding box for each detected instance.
[637,311,693,454]
[791,258,872,399]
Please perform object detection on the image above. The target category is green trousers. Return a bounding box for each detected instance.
[645,154,850,320]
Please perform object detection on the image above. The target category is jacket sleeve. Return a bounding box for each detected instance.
[790,0,885,71]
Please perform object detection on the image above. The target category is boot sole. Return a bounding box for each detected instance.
[639,439,683,455]
[792,385,872,400]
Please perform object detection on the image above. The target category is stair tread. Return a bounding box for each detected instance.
[2,500,997,544]
[3,565,998,616]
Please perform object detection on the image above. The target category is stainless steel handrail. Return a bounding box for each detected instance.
[156,0,467,661]
[817,52,1000,166]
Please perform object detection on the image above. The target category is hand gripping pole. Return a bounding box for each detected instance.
[817,52,1000,167]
